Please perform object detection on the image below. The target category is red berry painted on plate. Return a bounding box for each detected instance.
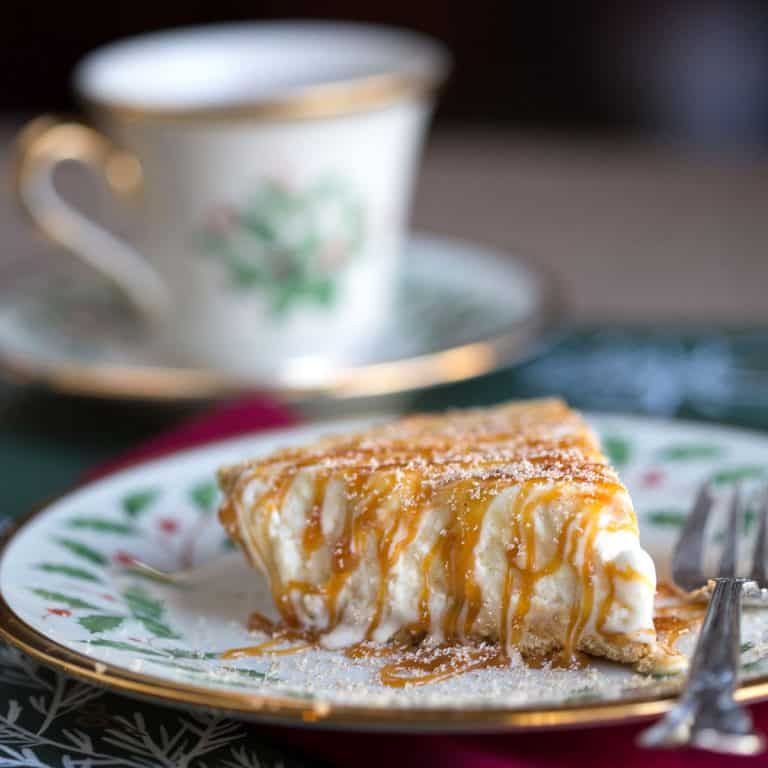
[158,517,179,534]
[48,608,71,617]
[115,551,136,566]
[642,469,665,488]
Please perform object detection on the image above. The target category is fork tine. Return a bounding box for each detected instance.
[673,481,715,591]
[750,488,768,586]
[718,484,741,578]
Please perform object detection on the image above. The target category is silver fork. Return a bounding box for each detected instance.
[638,483,768,755]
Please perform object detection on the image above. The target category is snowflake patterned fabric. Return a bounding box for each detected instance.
[0,645,311,768]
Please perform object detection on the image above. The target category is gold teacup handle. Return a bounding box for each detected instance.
[14,116,169,322]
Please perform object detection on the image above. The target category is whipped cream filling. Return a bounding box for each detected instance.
[233,471,658,658]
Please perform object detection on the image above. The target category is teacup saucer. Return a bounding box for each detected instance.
[0,233,555,402]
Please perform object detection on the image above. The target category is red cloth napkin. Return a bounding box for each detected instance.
[90,397,768,768]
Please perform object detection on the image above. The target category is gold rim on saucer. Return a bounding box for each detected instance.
[0,318,554,403]
[1,499,768,731]
[0,240,559,403]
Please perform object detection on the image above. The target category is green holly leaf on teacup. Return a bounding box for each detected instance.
[198,175,364,316]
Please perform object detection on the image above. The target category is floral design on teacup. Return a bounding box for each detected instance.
[197,176,365,316]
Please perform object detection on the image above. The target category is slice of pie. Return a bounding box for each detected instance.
[218,398,658,668]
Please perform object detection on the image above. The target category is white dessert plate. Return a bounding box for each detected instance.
[0,233,553,402]
[2,413,768,732]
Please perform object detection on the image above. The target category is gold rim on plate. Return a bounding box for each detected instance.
[2,498,768,731]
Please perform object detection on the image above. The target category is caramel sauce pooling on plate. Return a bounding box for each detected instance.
[652,584,705,659]
[220,586,698,688]
[220,612,311,659]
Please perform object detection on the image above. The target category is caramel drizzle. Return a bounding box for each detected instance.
[302,475,329,554]
[653,585,706,658]
[220,612,311,659]
[221,402,651,668]
[220,636,311,658]
[378,644,507,688]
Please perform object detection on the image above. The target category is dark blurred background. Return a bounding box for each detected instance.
[3,0,768,325]
[4,0,768,148]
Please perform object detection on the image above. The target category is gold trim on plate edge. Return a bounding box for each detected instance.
[2,493,768,731]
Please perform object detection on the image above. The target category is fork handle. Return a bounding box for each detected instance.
[638,577,765,755]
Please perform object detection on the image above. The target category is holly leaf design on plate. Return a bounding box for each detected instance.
[137,617,180,639]
[564,687,600,703]
[78,615,126,633]
[87,639,214,659]
[53,536,108,565]
[742,657,768,674]
[189,480,218,514]
[123,585,163,620]
[601,435,630,467]
[68,517,136,534]
[744,504,758,534]
[88,638,168,657]
[37,563,102,582]
[220,665,267,679]
[160,648,217,659]
[711,466,766,485]
[657,443,724,461]
[147,660,268,688]
[122,488,160,518]
[123,585,181,639]
[652,670,683,680]
[646,508,687,527]
[30,588,99,610]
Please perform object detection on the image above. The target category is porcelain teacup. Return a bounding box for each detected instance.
[16,22,449,373]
